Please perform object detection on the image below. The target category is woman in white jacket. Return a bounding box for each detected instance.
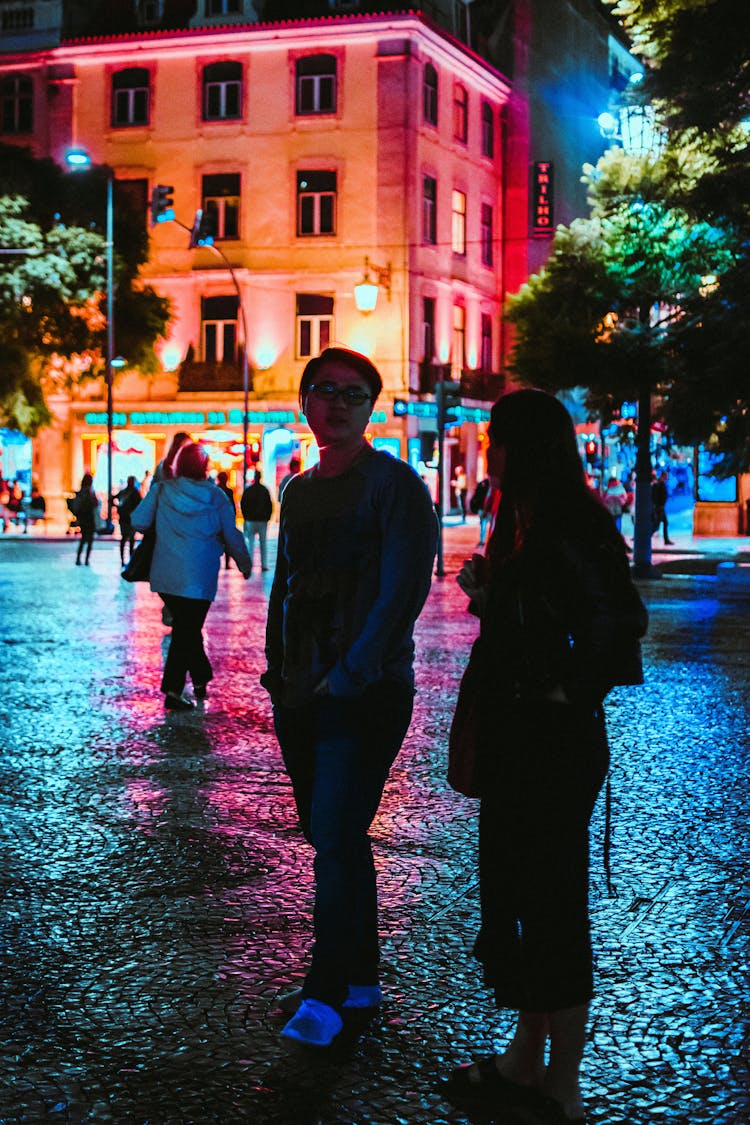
[132,442,251,710]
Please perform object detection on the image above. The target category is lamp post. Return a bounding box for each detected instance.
[65,149,116,527]
[183,211,250,490]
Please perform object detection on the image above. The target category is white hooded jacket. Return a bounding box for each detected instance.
[132,477,250,600]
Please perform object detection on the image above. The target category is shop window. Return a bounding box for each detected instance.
[202,295,238,363]
[451,189,466,256]
[481,202,494,267]
[481,101,494,159]
[202,173,240,240]
[203,61,242,121]
[481,313,493,372]
[112,67,150,127]
[297,170,336,236]
[452,305,465,379]
[453,84,468,143]
[423,175,437,245]
[423,63,438,127]
[0,75,32,134]
[296,54,337,115]
[296,293,334,358]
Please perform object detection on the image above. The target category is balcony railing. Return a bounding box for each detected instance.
[177,360,252,394]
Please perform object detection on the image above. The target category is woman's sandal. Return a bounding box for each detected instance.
[441,1055,535,1106]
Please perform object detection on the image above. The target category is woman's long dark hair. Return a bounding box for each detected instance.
[488,389,597,561]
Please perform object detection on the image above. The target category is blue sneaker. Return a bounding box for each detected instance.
[280,999,343,1047]
[278,984,382,1014]
[343,984,383,1009]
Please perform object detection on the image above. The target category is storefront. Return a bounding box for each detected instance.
[73,402,400,501]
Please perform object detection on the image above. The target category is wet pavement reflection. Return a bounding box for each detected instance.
[0,532,748,1124]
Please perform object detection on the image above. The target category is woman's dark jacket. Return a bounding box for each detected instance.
[481,506,648,707]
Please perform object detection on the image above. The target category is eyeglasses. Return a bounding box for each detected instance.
[307,381,372,406]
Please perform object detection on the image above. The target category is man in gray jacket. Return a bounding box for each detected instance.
[262,348,438,1047]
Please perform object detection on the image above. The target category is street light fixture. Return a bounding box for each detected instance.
[354,257,392,313]
[65,147,117,529]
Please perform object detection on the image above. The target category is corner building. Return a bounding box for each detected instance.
[0,12,510,516]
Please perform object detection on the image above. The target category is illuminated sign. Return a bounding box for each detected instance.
[532,161,554,237]
[393,400,490,423]
[84,409,298,427]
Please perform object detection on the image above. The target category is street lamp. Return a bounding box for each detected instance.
[354,257,392,313]
[65,148,116,528]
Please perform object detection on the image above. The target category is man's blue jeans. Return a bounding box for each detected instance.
[274,681,413,1009]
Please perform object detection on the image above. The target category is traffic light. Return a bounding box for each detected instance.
[150,184,174,225]
[584,438,598,465]
[188,208,216,248]
[436,380,461,428]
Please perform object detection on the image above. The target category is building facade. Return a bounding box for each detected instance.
[1,11,512,515]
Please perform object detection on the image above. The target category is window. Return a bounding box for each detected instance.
[423,63,438,126]
[205,0,240,13]
[203,61,242,120]
[137,0,162,25]
[1,75,32,134]
[453,84,467,143]
[297,171,336,236]
[1,8,34,31]
[481,203,494,267]
[112,68,150,127]
[296,294,334,358]
[481,313,493,372]
[115,179,149,232]
[451,189,466,256]
[296,54,337,115]
[452,305,465,379]
[202,173,240,240]
[422,297,436,362]
[202,295,238,363]
[423,175,437,245]
[481,101,494,158]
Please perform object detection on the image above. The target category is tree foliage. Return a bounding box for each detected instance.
[508,1,750,472]
[0,145,170,436]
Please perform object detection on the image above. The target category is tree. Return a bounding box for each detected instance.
[0,145,171,435]
[507,1,749,570]
[606,0,750,468]
[508,146,734,573]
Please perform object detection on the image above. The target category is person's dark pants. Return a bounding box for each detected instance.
[120,529,135,563]
[475,700,609,1013]
[76,527,94,563]
[159,593,212,696]
[274,681,414,1009]
[652,505,670,542]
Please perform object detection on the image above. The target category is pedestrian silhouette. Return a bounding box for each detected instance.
[240,469,273,573]
[71,473,99,566]
[131,441,251,710]
[448,390,648,1123]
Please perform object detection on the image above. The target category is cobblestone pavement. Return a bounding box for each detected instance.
[0,528,748,1125]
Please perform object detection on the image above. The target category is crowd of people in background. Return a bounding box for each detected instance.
[0,478,46,533]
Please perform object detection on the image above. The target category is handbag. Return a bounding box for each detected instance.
[448,636,484,798]
[121,526,155,582]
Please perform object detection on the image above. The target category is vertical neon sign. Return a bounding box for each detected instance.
[532,161,554,236]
